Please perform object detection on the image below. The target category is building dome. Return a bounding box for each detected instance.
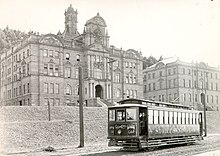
[85,13,107,27]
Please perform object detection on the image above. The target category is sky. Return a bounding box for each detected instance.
[0,0,220,67]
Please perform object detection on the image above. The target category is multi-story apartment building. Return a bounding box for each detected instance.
[0,5,143,106]
[143,57,220,111]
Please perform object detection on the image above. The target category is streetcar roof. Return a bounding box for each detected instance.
[115,98,192,110]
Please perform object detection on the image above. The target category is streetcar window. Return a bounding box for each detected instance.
[109,109,115,121]
[126,108,137,121]
[192,113,195,125]
[169,111,173,124]
[154,110,159,124]
[182,112,186,124]
[164,111,169,124]
[178,112,182,124]
[189,113,192,124]
[159,110,164,124]
[186,113,188,124]
[116,110,125,121]
[148,109,153,124]
[174,112,177,124]
[195,113,198,124]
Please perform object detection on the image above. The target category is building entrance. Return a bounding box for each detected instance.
[95,85,103,99]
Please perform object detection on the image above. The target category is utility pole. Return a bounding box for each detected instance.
[78,66,84,147]
[47,100,51,121]
[201,93,207,136]
[107,58,116,105]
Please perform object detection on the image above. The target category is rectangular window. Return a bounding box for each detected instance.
[153,83,156,90]
[116,73,120,83]
[152,73,155,78]
[148,84,151,91]
[54,51,59,58]
[66,53,70,60]
[169,111,173,124]
[189,113,192,124]
[49,98,54,106]
[44,98,49,106]
[195,94,198,102]
[173,68,176,74]
[159,71,162,76]
[75,68,79,78]
[174,112,177,124]
[44,83,48,93]
[159,81,163,89]
[65,67,71,78]
[27,83,30,93]
[49,50,53,57]
[174,79,177,87]
[50,83,54,94]
[159,110,164,124]
[55,98,60,106]
[23,84,25,94]
[116,109,125,121]
[54,65,59,76]
[55,83,59,94]
[186,113,188,124]
[49,64,53,76]
[178,112,181,124]
[126,108,137,121]
[43,49,48,57]
[164,111,168,124]
[27,49,29,57]
[182,112,186,124]
[109,109,115,121]
[77,55,80,61]
[168,69,171,75]
[183,79,186,87]
[183,68,185,74]
[148,109,153,124]
[169,80,171,88]
[154,110,159,124]
[44,64,48,74]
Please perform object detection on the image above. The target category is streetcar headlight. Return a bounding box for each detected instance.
[109,126,114,134]
[127,124,136,134]
[117,129,122,135]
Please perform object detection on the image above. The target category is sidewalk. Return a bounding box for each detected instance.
[1,143,120,156]
[193,150,220,156]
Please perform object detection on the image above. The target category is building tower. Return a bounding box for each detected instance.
[63,4,78,40]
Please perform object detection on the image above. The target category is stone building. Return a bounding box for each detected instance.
[0,5,143,106]
[143,57,220,110]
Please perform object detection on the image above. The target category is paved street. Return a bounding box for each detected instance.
[2,134,220,156]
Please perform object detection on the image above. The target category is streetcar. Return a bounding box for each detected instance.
[107,98,203,151]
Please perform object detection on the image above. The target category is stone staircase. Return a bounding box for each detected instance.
[86,98,117,107]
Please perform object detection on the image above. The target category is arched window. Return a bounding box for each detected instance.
[65,84,72,95]
[75,85,79,95]
[130,90,133,98]
[126,89,129,98]
[116,89,121,98]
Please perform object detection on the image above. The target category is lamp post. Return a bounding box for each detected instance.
[107,58,116,105]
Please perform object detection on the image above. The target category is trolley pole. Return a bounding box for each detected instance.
[78,66,84,147]
[201,93,207,136]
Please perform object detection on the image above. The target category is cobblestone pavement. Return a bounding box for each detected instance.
[1,134,220,156]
